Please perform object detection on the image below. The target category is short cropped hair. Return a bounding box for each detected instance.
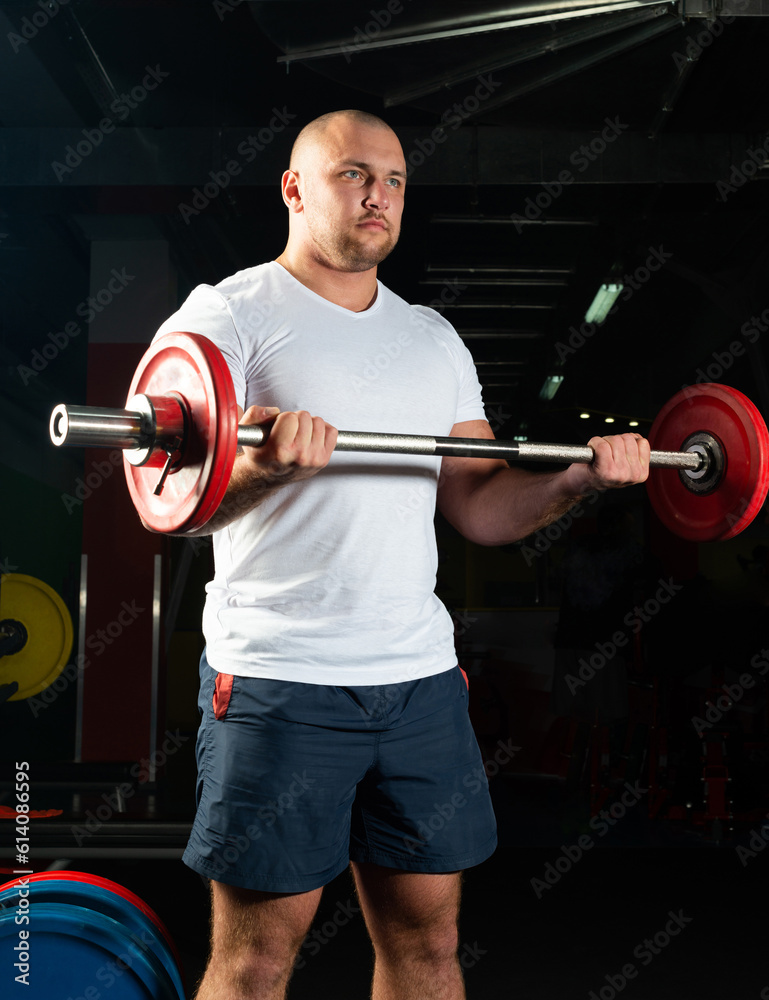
[289,110,394,170]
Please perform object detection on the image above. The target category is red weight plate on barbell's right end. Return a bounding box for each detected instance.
[124,332,238,533]
[647,383,769,541]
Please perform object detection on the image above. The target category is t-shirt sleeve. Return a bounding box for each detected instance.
[411,304,487,426]
[453,335,487,425]
[153,284,248,409]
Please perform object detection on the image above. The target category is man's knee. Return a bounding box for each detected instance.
[205,949,297,997]
[375,913,459,966]
[415,922,460,964]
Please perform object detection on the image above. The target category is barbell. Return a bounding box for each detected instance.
[49,331,769,541]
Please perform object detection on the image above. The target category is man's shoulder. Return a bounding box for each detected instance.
[213,260,279,299]
[155,262,281,342]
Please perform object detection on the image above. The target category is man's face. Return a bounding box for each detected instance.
[297,121,406,273]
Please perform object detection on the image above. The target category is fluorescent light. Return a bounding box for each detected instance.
[605,417,615,424]
[629,420,639,427]
[539,374,564,401]
[585,283,623,325]
[579,412,590,419]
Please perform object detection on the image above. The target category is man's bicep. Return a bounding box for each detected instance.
[448,418,496,442]
[436,419,507,528]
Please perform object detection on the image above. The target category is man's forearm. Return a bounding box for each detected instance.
[148,407,336,537]
[438,431,649,547]
[442,464,593,547]
[172,453,292,537]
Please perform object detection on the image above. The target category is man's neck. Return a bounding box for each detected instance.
[274,252,378,313]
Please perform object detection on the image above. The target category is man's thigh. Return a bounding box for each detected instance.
[208,880,324,957]
[350,862,462,949]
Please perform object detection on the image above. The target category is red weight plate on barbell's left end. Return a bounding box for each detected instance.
[647,383,769,541]
[124,332,238,534]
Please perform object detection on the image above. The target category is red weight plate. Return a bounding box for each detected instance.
[647,383,769,541]
[124,332,238,533]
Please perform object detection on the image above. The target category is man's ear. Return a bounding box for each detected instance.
[281,169,303,212]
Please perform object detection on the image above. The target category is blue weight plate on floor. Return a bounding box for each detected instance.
[0,879,184,1000]
[0,903,178,1000]
[0,871,184,979]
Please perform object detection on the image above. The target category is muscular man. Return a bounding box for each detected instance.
[154,109,649,1000]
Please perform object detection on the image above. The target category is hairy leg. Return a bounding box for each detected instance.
[351,862,465,1000]
[194,880,322,1000]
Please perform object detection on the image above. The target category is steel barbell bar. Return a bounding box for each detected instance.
[50,398,705,472]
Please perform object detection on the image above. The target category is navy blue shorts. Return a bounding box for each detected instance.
[182,651,498,893]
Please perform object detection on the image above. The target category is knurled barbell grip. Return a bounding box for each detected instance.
[237,425,703,470]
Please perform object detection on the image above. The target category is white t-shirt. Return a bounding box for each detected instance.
[155,261,486,685]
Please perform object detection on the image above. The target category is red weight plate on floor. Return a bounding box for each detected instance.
[647,383,769,541]
[124,332,238,533]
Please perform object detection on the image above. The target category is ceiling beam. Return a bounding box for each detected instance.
[383,6,671,107]
[685,0,769,12]
[274,0,674,63]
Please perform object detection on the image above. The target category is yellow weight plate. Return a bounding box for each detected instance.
[0,574,73,701]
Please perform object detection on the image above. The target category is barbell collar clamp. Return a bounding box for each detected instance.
[678,431,725,494]
[124,394,187,469]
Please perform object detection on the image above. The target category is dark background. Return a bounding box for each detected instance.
[1,2,769,997]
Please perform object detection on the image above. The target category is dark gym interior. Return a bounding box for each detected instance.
[2,1,769,997]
